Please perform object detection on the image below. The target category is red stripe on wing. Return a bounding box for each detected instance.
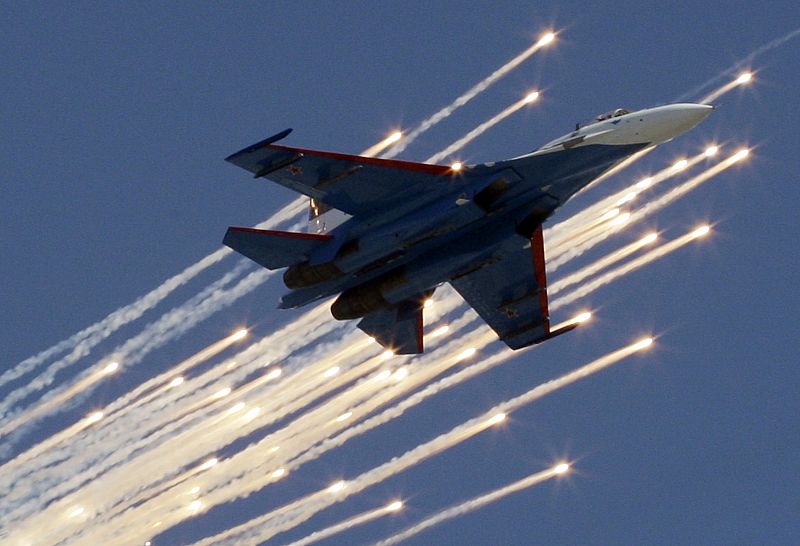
[268,144,453,176]
[530,225,551,335]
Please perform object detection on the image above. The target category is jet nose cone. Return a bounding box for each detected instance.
[646,103,714,144]
[674,103,714,130]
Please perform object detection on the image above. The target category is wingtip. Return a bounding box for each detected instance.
[225,128,293,162]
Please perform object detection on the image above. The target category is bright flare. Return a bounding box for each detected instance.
[188,500,203,513]
[86,411,103,424]
[323,366,340,378]
[616,191,637,206]
[690,225,711,238]
[450,162,463,172]
[553,462,570,474]
[199,457,218,471]
[265,367,282,380]
[640,232,658,245]
[704,145,719,157]
[423,298,434,309]
[631,337,654,351]
[537,31,556,46]
[380,350,395,361]
[524,90,540,103]
[385,500,404,512]
[487,412,506,426]
[272,468,287,479]
[573,311,593,324]
[67,506,85,518]
[731,148,750,162]
[736,72,753,85]
[169,376,184,388]
[672,159,689,171]
[230,328,248,342]
[609,212,631,227]
[102,361,119,374]
[328,480,346,493]
[456,347,477,361]
[335,412,353,423]
[599,208,621,222]
[393,367,409,381]
[635,177,653,189]
[385,131,403,145]
[430,325,449,338]
[212,387,231,399]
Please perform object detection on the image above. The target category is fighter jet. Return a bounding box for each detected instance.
[224,103,712,353]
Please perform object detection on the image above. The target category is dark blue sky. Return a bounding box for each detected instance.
[2,2,799,544]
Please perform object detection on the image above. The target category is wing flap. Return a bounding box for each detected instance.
[450,226,553,350]
[223,227,332,270]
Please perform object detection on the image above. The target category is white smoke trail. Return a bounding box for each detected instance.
[0,293,470,543]
[288,501,403,546]
[0,249,230,392]
[373,465,563,545]
[382,32,555,159]
[0,262,267,448]
[546,149,745,272]
[0,302,344,520]
[546,149,711,254]
[425,93,539,164]
[1,197,306,398]
[549,232,658,294]
[17,303,472,545]
[551,227,709,311]
[674,26,800,102]
[190,338,651,545]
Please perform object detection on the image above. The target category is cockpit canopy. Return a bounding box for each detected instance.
[596,108,632,121]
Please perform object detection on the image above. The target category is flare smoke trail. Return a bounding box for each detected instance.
[0,260,249,423]
[0,302,349,521]
[191,338,651,545]
[547,148,745,272]
[382,32,555,159]
[425,92,539,163]
[551,226,710,310]
[674,26,800,101]
[286,501,402,546]
[699,72,752,104]
[1,199,306,397]
[373,465,565,546]
[546,148,712,255]
[549,232,658,293]
[1,332,252,481]
[0,297,468,536]
[0,262,267,450]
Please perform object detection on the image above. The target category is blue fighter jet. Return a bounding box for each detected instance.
[224,103,712,354]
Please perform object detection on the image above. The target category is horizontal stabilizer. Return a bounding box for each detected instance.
[223,227,332,270]
[358,300,423,355]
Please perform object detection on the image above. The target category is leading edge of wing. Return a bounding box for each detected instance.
[269,144,452,176]
[225,132,452,177]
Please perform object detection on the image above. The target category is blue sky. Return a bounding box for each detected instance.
[2,2,799,544]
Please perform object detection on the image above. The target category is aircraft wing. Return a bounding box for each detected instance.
[450,226,573,350]
[225,129,454,217]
